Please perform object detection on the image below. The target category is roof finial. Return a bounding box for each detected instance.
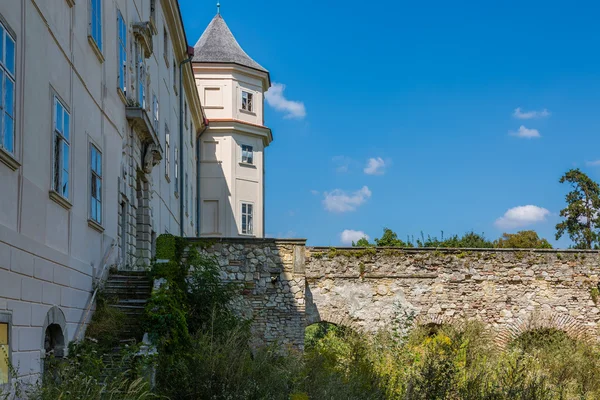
[217,2,221,14]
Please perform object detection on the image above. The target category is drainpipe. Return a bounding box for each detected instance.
[196,120,208,236]
[179,49,194,237]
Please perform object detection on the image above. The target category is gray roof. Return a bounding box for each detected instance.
[193,14,268,74]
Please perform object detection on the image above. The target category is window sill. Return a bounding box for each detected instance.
[117,88,127,106]
[165,174,171,183]
[66,0,75,6]
[239,233,256,237]
[0,148,20,171]
[49,190,72,210]
[239,162,256,169]
[88,219,104,233]
[240,109,256,116]
[203,105,224,110]
[88,35,105,63]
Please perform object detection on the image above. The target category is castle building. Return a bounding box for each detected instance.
[193,12,272,238]
[0,0,207,385]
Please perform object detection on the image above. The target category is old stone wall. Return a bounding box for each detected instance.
[191,238,307,351]
[306,247,600,345]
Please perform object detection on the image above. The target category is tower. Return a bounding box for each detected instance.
[193,13,272,238]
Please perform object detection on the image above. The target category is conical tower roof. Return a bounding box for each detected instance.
[193,14,268,74]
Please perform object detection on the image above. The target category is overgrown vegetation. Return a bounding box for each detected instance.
[353,228,554,249]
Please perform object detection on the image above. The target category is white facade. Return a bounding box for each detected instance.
[193,14,272,238]
[0,0,204,384]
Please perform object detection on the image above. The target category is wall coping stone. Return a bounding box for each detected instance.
[308,246,600,254]
[187,237,307,246]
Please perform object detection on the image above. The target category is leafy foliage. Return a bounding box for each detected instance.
[374,228,413,247]
[556,169,600,249]
[495,230,553,249]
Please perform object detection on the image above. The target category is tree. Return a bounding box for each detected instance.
[416,231,493,248]
[494,230,553,249]
[556,169,600,249]
[352,237,372,247]
[374,228,412,247]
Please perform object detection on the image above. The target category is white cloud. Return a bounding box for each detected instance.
[586,160,600,167]
[495,205,550,229]
[340,230,369,245]
[364,157,387,175]
[265,82,306,119]
[509,125,541,139]
[323,186,372,213]
[310,190,320,196]
[513,108,551,120]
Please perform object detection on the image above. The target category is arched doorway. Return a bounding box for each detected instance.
[41,307,68,373]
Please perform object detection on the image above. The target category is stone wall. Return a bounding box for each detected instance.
[190,238,307,351]
[306,247,600,346]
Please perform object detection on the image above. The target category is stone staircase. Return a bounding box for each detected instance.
[103,271,153,342]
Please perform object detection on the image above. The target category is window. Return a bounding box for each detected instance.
[165,124,170,179]
[163,27,168,62]
[242,145,253,164]
[190,120,194,147]
[172,58,177,89]
[0,21,15,154]
[0,318,8,386]
[174,146,178,193]
[53,96,70,199]
[184,101,188,127]
[137,43,146,108]
[241,203,253,235]
[152,93,158,131]
[117,10,126,94]
[90,145,102,224]
[89,0,102,51]
[241,91,253,112]
[185,172,188,215]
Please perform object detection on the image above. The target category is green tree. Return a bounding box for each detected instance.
[494,230,553,249]
[416,231,493,248]
[556,169,600,249]
[352,237,372,247]
[374,228,412,247]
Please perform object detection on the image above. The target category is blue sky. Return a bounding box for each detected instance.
[180,0,600,247]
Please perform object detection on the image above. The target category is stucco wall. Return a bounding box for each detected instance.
[306,247,600,346]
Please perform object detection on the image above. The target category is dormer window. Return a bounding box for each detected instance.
[241,91,253,112]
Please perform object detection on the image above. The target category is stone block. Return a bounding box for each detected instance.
[53,266,71,286]
[10,249,34,276]
[31,304,50,327]
[42,282,61,306]
[61,287,88,309]
[21,277,42,303]
[0,270,22,300]
[18,328,41,351]
[8,301,32,326]
[33,258,55,282]
[0,241,10,270]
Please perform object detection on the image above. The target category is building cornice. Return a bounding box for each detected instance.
[192,62,271,92]
[205,119,273,146]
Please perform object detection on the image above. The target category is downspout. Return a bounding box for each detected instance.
[179,55,193,237]
[196,121,208,236]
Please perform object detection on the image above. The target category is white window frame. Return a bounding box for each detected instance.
[136,42,146,108]
[165,124,170,180]
[0,20,16,157]
[174,145,178,195]
[89,0,103,52]
[241,202,254,235]
[117,10,127,95]
[241,90,253,112]
[152,93,158,131]
[241,144,253,165]
[52,96,70,200]
[185,172,188,216]
[90,144,102,225]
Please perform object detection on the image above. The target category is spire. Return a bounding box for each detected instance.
[192,13,268,74]
[217,2,220,15]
